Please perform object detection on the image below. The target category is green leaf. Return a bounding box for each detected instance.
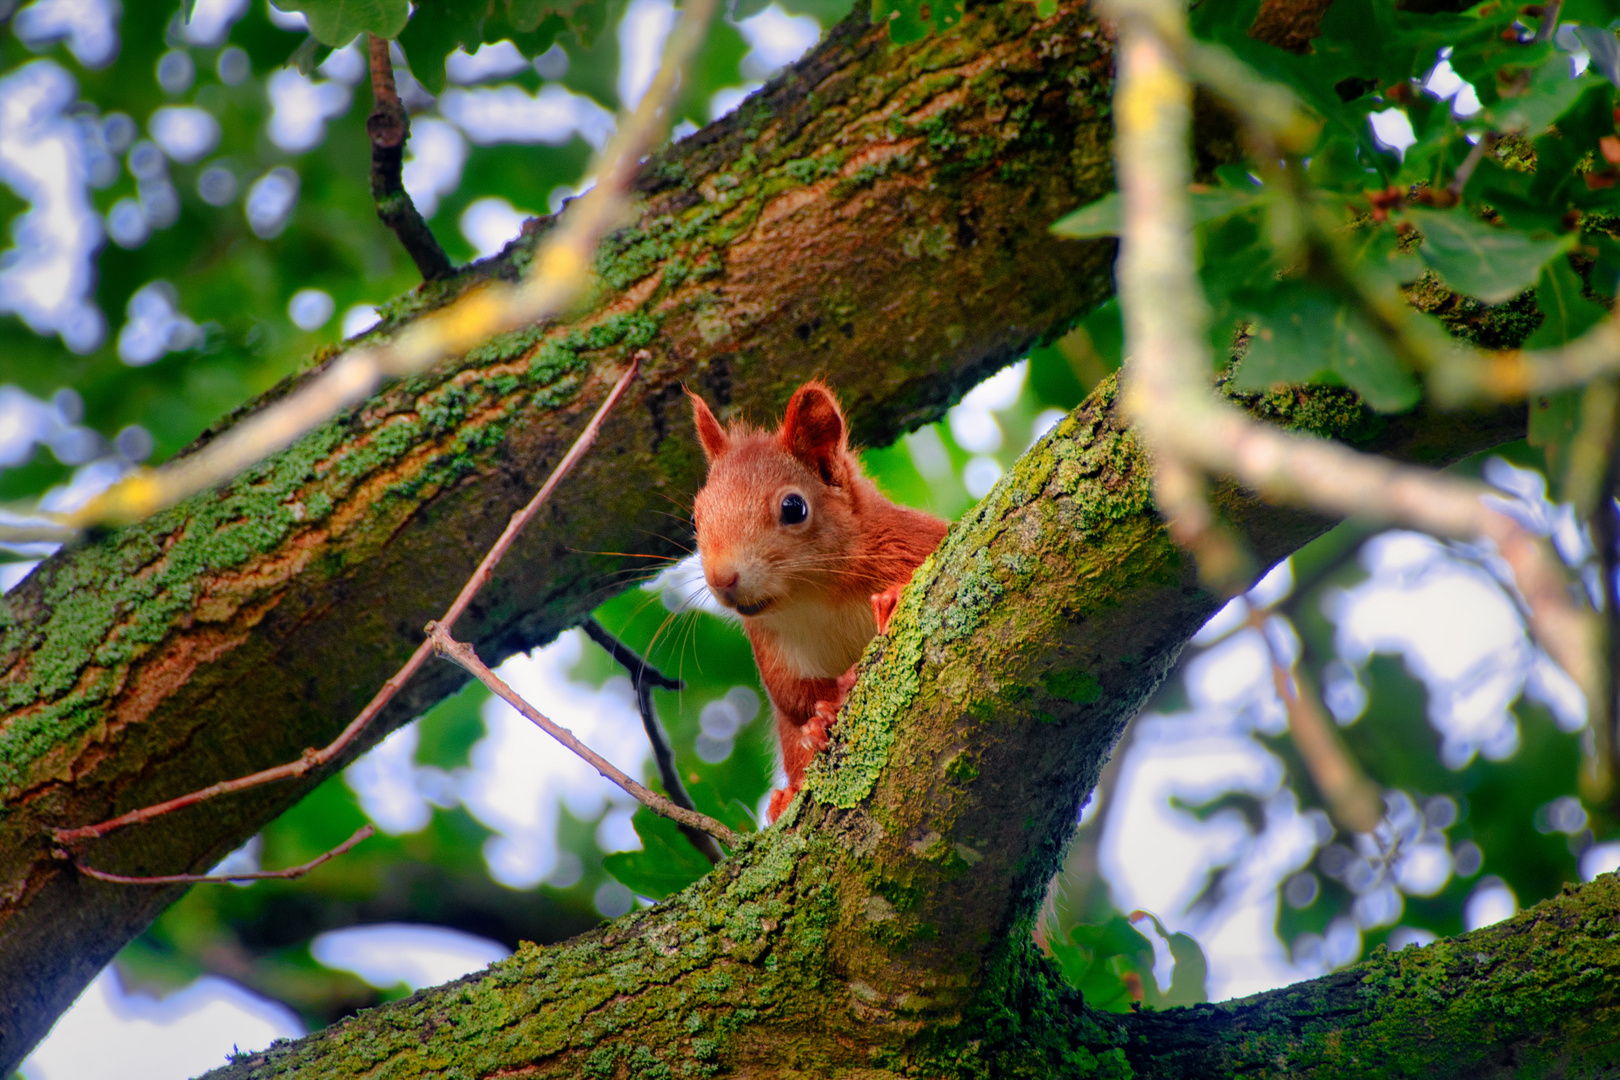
[1523,258,1604,487]
[1524,257,1607,349]
[1488,55,1601,138]
[602,807,714,900]
[1050,916,1158,1012]
[1163,931,1209,1007]
[397,0,584,94]
[1052,186,1264,239]
[873,0,965,45]
[1562,0,1620,26]
[1529,388,1584,479]
[1470,157,1567,234]
[1406,207,1571,304]
[1235,282,1420,412]
[278,0,410,46]
[1127,911,1208,1008]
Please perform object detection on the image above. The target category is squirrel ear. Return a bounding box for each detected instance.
[778,381,848,486]
[686,388,731,462]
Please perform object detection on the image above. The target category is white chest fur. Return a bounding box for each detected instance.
[755,595,877,679]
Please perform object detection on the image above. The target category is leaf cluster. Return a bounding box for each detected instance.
[1052,0,1620,487]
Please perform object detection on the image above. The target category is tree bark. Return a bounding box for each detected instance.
[0,1,1119,1068]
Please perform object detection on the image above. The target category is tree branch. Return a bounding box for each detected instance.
[365,34,453,282]
[426,621,740,849]
[580,617,723,865]
[1119,874,1620,1077]
[67,825,375,886]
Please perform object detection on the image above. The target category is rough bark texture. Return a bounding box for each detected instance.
[0,1,1121,1068]
[1122,872,1620,1077]
[195,381,1555,1080]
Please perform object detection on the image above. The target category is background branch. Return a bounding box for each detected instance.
[580,617,722,865]
[67,826,375,886]
[365,34,452,283]
[428,623,741,849]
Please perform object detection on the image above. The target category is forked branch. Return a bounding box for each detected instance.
[581,618,723,864]
[428,622,741,849]
[1106,0,1597,723]
[53,358,642,848]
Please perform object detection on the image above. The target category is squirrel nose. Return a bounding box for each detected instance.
[709,566,740,592]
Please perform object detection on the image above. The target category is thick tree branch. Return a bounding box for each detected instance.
[0,3,1125,1066]
[1120,873,1620,1077]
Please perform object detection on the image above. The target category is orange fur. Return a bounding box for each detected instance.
[688,382,948,822]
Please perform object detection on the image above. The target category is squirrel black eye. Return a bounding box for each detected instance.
[779,493,808,525]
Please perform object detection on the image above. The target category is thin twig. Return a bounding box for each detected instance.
[1107,0,1598,706]
[66,825,375,885]
[1445,131,1498,202]
[1534,0,1563,44]
[1592,440,1620,800]
[581,618,683,691]
[0,522,78,545]
[59,0,717,531]
[53,359,642,846]
[427,622,741,849]
[367,34,452,282]
[580,617,722,864]
[1252,611,1382,833]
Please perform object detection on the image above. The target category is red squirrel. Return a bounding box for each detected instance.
[687,382,949,822]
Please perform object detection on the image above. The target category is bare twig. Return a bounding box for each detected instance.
[580,617,722,865]
[1445,130,1499,201]
[1107,0,1597,707]
[1253,612,1383,833]
[428,622,741,849]
[1534,0,1563,44]
[59,0,717,531]
[367,34,452,282]
[1592,442,1620,800]
[0,522,78,545]
[66,825,375,885]
[581,617,683,692]
[53,359,642,846]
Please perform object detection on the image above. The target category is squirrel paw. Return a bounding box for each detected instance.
[871,584,904,635]
[767,785,798,823]
[804,709,833,750]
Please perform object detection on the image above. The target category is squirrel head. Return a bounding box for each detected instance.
[687,381,863,618]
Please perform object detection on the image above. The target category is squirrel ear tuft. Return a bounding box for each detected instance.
[687,388,730,462]
[779,381,847,486]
